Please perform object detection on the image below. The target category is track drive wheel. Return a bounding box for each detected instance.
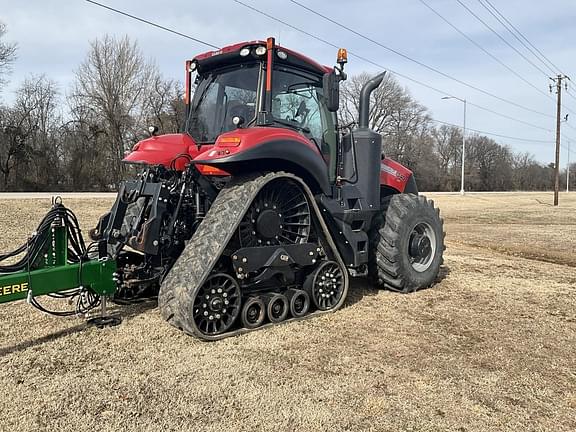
[369,193,444,293]
[305,260,346,311]
[238,179,311,247]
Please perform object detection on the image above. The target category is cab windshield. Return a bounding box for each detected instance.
[186,64,259,143]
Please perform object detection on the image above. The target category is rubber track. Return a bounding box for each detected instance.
[158,172,349,341]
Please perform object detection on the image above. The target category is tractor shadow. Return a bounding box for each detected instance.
[0,299,157,358]
[0,267,452,356]
[110,297,158,320]
[343,264,451,307]
[0,324,88,358]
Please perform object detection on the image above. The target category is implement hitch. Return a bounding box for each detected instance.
[0,199,120,327]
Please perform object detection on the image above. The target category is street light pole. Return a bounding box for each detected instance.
[461,99,467,195]
[442,96,467,195]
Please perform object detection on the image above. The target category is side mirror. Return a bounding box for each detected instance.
[323,70,340,112]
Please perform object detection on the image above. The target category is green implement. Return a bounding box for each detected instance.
[0,201,116,312]
[0,258,116,305]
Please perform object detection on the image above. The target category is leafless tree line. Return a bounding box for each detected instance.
[0,25,572,192]
[339,73,573,192]
[0,31,184,191]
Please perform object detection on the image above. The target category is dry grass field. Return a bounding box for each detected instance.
[0,192,574,432]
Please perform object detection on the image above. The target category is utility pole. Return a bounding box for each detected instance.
[550,74,570,206]
[567,140,571,193]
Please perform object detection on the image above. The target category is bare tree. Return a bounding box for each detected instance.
[144,77,185,134]
[70,35,157,185]
[0,21,17,91]
[339,72,404,132]
[464,135,514,191]
[0,75,61,190]
[431,125,463,190]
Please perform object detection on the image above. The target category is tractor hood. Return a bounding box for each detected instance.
[123,133,203,171]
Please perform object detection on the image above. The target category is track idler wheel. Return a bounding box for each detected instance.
[306,260,346,311]
[262,293,289,323]
[241,297,266,329]
[192,273,241,336]
[285,289,310,318]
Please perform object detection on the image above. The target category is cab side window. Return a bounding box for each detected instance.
[272,67,338,180]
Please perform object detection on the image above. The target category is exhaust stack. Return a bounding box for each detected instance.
[358,72,386,128]
[339,72,386,209]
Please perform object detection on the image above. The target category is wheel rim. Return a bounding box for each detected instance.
[238,180,310,247]
[192,273,241,335]
[310,261,345,311]
[408,222,437,272]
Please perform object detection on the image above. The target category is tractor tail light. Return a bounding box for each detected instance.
[197,164,229,176]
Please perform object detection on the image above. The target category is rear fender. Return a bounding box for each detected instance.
[195,139,331,194]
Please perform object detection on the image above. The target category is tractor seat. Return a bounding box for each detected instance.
[225,100,255,130]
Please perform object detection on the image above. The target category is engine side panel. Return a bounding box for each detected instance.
[380,158,415,193]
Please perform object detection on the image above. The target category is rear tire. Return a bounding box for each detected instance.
[369,193,444,293]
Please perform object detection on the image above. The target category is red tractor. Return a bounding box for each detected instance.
[90,38,444,340]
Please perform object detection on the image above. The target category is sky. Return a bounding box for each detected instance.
[1,0,575,165]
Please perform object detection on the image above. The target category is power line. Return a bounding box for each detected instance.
[419,0,576,128]
[468,103,551,132]
[430,119,559,145]
[235,0,566,141]
[83,0,573,149]
[84,0,220,49]
[286,0,553,118]
[471,0,576,120]
[476,0,556,76]
[417,0,553,102]
[480,0,564,75]
[454,0,550,77]
[232,0,554,129]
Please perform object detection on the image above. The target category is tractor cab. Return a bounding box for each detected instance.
[184,39,341,181]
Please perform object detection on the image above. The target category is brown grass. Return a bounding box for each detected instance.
[0,192,574,432]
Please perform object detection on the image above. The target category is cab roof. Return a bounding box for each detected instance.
[193,40,332,76]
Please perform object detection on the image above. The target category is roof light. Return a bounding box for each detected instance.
[189,61,198,72]
[239,47,250,57]
[254,46,266,56]
[277,50,287,60]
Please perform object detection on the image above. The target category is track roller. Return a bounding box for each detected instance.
[240,297,266,329]
[306,260,346,311]
[285,289,310,318]
[262,293,289,323]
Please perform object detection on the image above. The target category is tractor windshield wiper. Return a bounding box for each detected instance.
[271,118,310,134]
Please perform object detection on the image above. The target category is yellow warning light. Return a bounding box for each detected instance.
[337,48,348,64]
